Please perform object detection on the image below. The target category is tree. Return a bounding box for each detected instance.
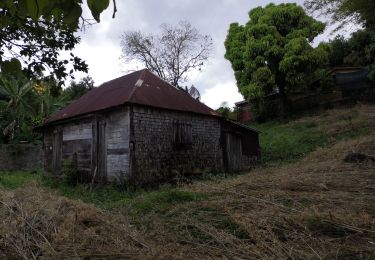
[0,0,116,82]
[224,3,328,118]
[304,0,375,29]
[0,75,35,142]
[62,76,94,102]
[327,35,351,67]
[216,102,238,120]
[326,29,375,82]
[120,21,213,87]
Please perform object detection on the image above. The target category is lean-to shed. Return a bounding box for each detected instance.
[42,69,260,184]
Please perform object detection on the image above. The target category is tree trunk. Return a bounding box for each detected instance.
[276,74,290,118]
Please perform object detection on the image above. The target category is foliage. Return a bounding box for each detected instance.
[61,76,94,102]
[224,3,328,118]
[251,98,279,123]
[0,0,115,82]
[326,35,351,67]
[216,102,238,120]
[341,29,375,67]
[0,74,91,144]
[121,20,213,87]
[0,75,39,143]
[304,0,375,29]
[326,29,375,82]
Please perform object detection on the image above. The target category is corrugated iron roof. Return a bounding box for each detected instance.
[45,69,220,124]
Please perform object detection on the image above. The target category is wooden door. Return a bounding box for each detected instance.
[52,126,63,174]
[223,132,242,172]
[92,119,106,182]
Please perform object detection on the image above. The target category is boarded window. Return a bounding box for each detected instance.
[173,121,192,148]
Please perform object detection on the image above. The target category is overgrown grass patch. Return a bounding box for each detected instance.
[41,176,206,213]
[252,107,374,165]
[253,121,328,164]
[0,170,40,189]
[0,171,206,214]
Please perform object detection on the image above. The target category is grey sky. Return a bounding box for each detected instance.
[72,0,334,109]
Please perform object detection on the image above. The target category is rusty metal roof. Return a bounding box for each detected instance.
[45,69,220,124]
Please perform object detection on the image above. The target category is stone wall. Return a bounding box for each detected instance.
[0,144,42,171]
[131,105,223,183]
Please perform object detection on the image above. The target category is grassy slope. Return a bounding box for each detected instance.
[254,105,373,165]
[0,104,374,259]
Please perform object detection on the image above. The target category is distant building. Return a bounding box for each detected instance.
[235,100,253,123]
[330,67,371,96]
[41,69,260,184]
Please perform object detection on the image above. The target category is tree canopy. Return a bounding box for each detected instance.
[224,3,328,117]
[327,29,375,68]
[304,0,375,29]
[62,76,94,102]
[121,21,213,88]
[0,0,116,82]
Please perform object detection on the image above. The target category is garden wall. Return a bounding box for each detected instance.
[0,144,42,171]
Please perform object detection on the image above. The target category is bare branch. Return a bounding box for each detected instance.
[120,20,213,88]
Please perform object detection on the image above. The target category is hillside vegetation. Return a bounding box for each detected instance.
[0,105,374,259]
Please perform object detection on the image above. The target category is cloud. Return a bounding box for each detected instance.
[73,0,337,109]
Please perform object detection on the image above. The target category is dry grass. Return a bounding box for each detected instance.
[180,134,375,259]
[1,104,375,259]
[0,184,151,259]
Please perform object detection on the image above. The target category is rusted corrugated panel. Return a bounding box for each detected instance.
[129,70,219,116]
[45,69,219,124]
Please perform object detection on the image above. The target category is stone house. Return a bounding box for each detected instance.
[41,69,260,184]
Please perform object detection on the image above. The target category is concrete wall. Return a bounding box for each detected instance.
[0,144,42,171]
[130,105,223,183]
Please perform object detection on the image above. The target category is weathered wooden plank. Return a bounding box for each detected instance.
[63,123,92,141]
[52,126,63,174]
[107,148,129,155]
[97,120,106,181]
[62,139,91,154]
[91,119,98,179]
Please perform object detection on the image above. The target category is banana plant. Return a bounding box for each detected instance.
[0,75,34,142]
